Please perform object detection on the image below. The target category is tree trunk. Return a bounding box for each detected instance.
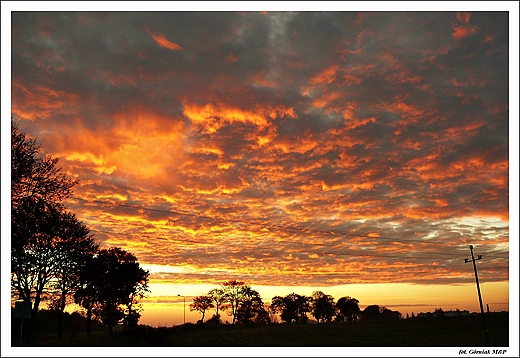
[57,293,66,340]
[86,306,92,338]
[215,306,219,328]
[57,309,64,340]
[18,298,32,344]
[27,295,42,343]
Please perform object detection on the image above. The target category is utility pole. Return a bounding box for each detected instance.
[464,245,489,346]
[178,294,185,325]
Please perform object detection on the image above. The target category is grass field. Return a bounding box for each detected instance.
[29,312,508,347]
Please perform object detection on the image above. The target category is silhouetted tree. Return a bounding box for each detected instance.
[76,247,149,336]
[207,288,227,326]
[236,286,267,325]
[45,213,98,340]
[361,305,382,321]
[311,291,335,323]
[74,254,100,338]
[264,303,276,324]
[271,293,311,324]
[190,296,214,322]
[295,294,311,323]
[221,280,247,325]
[335,296,361,322]
[11,122,83,341]
[381,307,402,320]
[122,284,149,328]
[272,295,297,324]
[253,304,271,325]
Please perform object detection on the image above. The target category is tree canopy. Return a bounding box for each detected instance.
[89,247,150,335]
[336,296,361,322]
[11,122,148,340]
[271,293,311,325]
[11,122,97,342]
[190,296,214,322]
[311,291,336,323]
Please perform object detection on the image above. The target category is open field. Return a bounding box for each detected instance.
[25,312,508,347]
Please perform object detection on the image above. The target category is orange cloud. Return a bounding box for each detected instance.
[452,26,477,40]
[310,65,339,85]
[184,103,268,133]
[11,80,80,120]
[456,12,471,24]
[226,52,239,63]
[311,91,342,109]
[183,102,297,134]
[147,29,183,51]
[452,13,477,40]
[250,71,277,88]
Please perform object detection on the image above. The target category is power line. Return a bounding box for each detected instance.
[71,197,509,255]
[86,225,508,261]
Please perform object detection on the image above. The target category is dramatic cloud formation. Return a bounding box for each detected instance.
[9,10,511,299]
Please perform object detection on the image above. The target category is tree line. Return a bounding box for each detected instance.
[11,122,149,342]
[190,280,402,326]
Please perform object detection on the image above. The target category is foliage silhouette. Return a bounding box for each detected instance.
[271,293,311,325]
[311,291,336,323]
[220,280,246,325]
[236,286,268,325]
[335,296,361,322]
[11,122,95,342]
[361,305,402,321]
[80,247,150,336]
[190,296,214,322]
[74,254,102,338]
[207,288,227,327]
[361,305,383,321]
[381,307,402,320]
[45,212,98,340]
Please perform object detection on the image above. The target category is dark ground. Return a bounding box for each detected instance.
[18,312,509,347]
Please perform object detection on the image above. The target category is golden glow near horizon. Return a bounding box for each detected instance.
[6,8,517,328]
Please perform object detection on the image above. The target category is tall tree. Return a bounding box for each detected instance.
[311,291,335,323]
[190,296,214,322]
[92,247,150,335]
[221,280,247,325]
[295,293,311,324]
[335,296,361,322]
[11,122,80,340]
[45,211,98,340]
[236,286,267,325]
[74,254,101,338]
[361,305,383,321]
[207,288,227,326]
[271,293,311,325]
[75,247,149,336]
[122,290,148,328]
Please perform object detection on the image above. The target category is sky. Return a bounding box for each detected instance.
[2,2,519,346]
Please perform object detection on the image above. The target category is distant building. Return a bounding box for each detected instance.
[416,309,469,318]
[444,309,469,316]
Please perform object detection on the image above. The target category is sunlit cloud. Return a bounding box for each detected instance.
[146,29,183,51]
[9,10,511,308]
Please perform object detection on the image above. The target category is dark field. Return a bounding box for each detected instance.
[29,313,508,347]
